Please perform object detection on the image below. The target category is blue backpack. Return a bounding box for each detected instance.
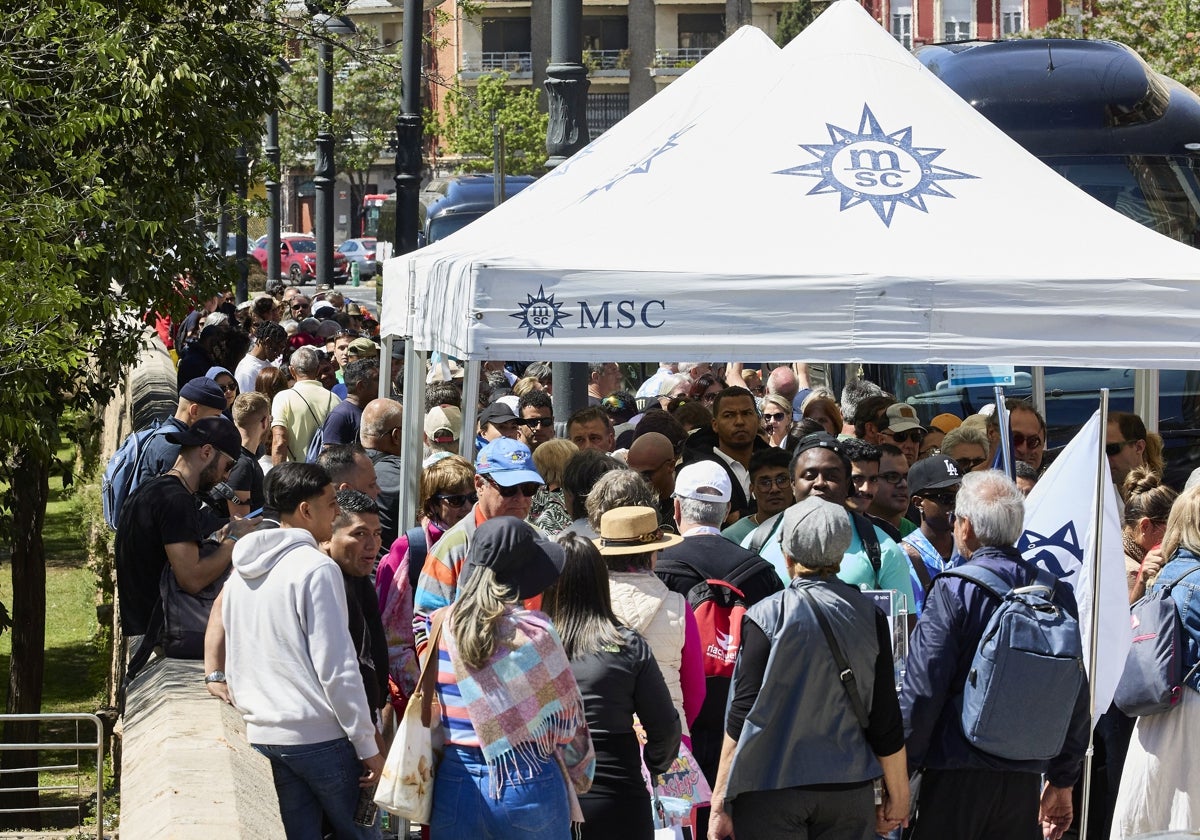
[943,564,1085,761]
[101,420,170,531]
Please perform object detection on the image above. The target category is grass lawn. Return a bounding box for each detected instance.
[1,459,110,834]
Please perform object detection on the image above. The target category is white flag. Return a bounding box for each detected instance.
[1019,410,1131,725]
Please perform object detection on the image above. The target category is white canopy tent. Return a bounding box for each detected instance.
[383,0,1200,369]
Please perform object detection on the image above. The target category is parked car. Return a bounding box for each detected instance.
[252,233,348,283]
[336,238,377,278]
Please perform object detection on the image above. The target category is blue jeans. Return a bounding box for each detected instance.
[254,737,381,840]
[431,743,570,839]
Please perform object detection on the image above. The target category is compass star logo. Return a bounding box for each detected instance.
[776,104,977,226]
[511,285,568,344]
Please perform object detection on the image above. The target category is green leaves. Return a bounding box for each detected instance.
[427,73,549,175]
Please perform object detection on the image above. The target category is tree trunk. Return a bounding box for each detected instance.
[1,444,49,829]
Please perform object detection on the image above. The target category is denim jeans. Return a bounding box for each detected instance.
[254,737,381,840]
[430,743,570,839]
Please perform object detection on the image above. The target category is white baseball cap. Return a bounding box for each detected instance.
[674,461,732,504]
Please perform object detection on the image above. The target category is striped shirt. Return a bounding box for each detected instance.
[434,628,482,748]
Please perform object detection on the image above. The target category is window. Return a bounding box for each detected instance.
[582,16,629,52]
[481,18,532,53]
[891,0,913,49]
[941,0,973,41]
[587,93,629,137]
[677,14,724,51]
[1001,0,1024,36]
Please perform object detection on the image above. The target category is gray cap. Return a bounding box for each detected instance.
[779,496,852,571]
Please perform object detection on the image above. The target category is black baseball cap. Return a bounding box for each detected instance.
[460,517,565,599]
[165,416,242,461]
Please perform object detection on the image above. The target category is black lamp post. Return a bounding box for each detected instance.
[546,0,591,412]
[265,107,282,284]
[393,0,424,256]
[234,145,249,303]
[313,12,357,289]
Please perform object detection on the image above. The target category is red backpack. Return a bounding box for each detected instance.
[674,558,763,679]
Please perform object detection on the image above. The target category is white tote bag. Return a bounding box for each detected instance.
[375,611,447,823]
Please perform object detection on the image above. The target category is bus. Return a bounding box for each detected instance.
[840,38,1200,484]
[361,193,391,238]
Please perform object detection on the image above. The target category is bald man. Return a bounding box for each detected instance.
[626,431,679,532]
[766,364,812,421]
[359,398,405,550]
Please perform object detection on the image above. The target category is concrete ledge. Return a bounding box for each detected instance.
[119,657,284,839]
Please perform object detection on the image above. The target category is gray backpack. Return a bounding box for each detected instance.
[1114,564,1200,717]
[943,564,1084,761]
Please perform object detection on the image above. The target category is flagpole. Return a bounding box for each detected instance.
[993,386,1014,478]
[1078,389,1110,840]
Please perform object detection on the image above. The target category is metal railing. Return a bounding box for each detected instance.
[461,51,533,73]
[651,47,714,68]
[582,49,630,71]
[0,713,105,839]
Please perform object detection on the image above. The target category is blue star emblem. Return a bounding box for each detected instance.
[511,285,568,344]
[582,123,695,200]
[776,104,977,226]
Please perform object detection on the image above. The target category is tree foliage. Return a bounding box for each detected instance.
[278,26,405,235]
[775,0,827,46]
[427,73,549,175]
[1035,0,1200,92]
[0,0,281,818]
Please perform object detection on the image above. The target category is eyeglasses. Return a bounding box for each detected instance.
[1105,440,1137,457]
[922,492,957,507]
[955,456,988,472]
[1012,431,1043,450]
[483,475,540,498]
[434,492,477,508]
[520,417,555,429]
[878,471,908,486]
[762,412,787,423]
[753,474,792,491]
[881,428,925,444]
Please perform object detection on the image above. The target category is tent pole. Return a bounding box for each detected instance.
[1078,388,1110,840]
[1031,366,1046,422]
[993,386,1014,479]
[459,361,481,461]
[398,337,426,534]
[1134,369,1159,432]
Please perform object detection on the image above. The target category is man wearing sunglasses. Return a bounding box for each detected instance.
[876,403,927,467]
[517,390,556,452]
[986,400,1047,473]
[626,432,680,531]
[902,454,963,616]
[413,437,545,621]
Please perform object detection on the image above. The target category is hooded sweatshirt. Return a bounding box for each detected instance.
[223,527,378,759]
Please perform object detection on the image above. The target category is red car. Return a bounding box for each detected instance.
[253,234,348,284]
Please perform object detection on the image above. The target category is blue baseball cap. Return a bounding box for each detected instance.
[475,438,543,487]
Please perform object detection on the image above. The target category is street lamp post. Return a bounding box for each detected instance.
[265,109,282,284]
[393,0,424,256]
[235,145,249,303]
[313,13,356,289]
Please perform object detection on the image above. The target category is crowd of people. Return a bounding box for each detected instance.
[110,321,1200,840]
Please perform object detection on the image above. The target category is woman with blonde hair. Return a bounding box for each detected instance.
[1121,467,1177,603]
[512,375,543,398]
[530,438,579,535]
[376,455,475,711]
[760,393,793,448]
[1112,485,1200,837]
[426,518,594,838]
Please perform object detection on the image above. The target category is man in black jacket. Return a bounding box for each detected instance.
[656,460,783,787]
[680,386,768,523]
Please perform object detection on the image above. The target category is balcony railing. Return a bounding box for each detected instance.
[651,47,714,69]
[583,49,631,72]
[461,52,533,73]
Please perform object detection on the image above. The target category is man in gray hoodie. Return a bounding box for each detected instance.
[220,462,383,839]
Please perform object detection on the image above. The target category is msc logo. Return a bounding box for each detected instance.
[511,286,666,344]
[776,103,977,227]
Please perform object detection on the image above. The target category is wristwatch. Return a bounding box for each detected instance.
[204,671,227,684]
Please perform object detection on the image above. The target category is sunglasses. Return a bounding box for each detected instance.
[291,303,311,311]
[955,456,988,472]
[922,492,957,507]
[882,428,925,444]
[1012,431,1043,450]
[762,412,788,423]
[637,457,675,482]
[878,471,908,486]
[1105,440,1137,457]
[520,417,555,429]
[219,382,238,393]
[483,475,540,498]
[434,492,477,508]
